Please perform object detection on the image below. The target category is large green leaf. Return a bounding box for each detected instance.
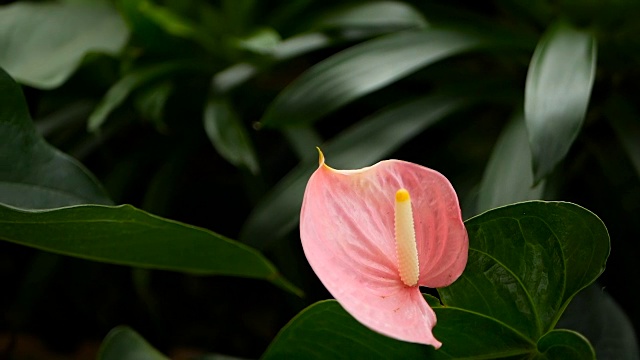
[263,202,607,359]
[0,203,301,296]
[0,2,128,89]
[262,300,429,359]
[0,68,112,209]
[440,201,609,341]
[524,21,597,182]
[262,300,589,359]
[476,113,545,215]
[98,326,169,360]
[259,29,483,128]
[241,95,465,248]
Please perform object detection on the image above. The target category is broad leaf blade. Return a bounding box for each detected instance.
[262,300,427,359]
[525,22,597,182]
[204,98,259,174]
[241,95,465,248]
[0,68,112,209]
[262,300,535,359]
[98,326,168,360]
[260,29,482,128]
[477,113,545,215]
[0,203,301,296]
[0,2,128,89]
[440,201,610,341]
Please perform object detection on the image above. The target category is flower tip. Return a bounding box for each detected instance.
[316,147,325,166]
[396,188,410,202]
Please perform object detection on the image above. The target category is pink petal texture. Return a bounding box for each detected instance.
[300,152,468,348]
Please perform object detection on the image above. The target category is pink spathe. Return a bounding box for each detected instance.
[300,151,469,348]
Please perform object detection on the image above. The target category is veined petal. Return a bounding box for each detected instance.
[300,152,468,347]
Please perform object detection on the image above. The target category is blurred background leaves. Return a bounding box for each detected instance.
[1,0,639,358]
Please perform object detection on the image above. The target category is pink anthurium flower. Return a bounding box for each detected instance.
[300,150,469,348]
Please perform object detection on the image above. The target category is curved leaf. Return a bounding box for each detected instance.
[536,330,595,360]
[260,29,483,128]
[204,98,259,174]
[0,2,128,89]
[88,61,208,132]
[241,95,465,248]
[0,68,112,209]
[525,21,597,182]
[558,284,640,360]
[262,299,536,359]
[262,300,429,359]
[439,201,610,341]
[98,326,168,360]
[0,203,301,296]
[316,1,427,30]
[477,113,545,215]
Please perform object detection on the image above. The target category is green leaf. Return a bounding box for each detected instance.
[524,21,597,182]
[98,326,168,360]
[204,98,260,174]
[88,61,208,132]
[535,330,595,360]
[233,27,282,55]
[133,81,173,128]
[0,203,301,296]
[558,284,640,359]
[262,300,537,359]
[440,201,610,341]
[0,2,128,89]
[476,113,545,215]
[271,32,333,61]
[259,29,483,128]
[262,300,429,359]
[316,1,427,30]
[0,68,112,209]
[241,95,465,248]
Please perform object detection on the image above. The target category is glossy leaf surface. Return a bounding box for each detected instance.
[440,201,609,340]
[262,300,429,359]
[260,29,482,127]
[0,2,128,89]
[0,68,112,209]
[525,22,597,182]
[0,203,301,296]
